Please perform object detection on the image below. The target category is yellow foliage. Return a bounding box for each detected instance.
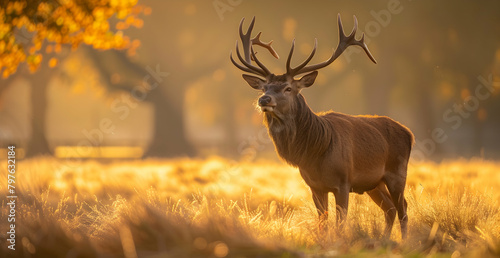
[132,18,143,28]
[0,0,148,76]
[48,57,58,67]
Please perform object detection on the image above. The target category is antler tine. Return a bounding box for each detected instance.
[355,32,377,64]
[349,15,358,37]
[252,32,280,59]
[286,39,296,75]
[239,17,255,62]
[286,14,377,78]
[338,13,345,40]
[286,39,318,76]
[251,46,272,75]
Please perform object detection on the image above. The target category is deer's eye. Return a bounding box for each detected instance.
[284,87,292,92]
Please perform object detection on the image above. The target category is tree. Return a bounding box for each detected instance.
[85,48,196,157]
[0,0,147,157]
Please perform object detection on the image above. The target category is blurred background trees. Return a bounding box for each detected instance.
[0,0,499,161]
[0,0,146,156]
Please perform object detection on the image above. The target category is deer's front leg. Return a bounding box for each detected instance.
[312,189,328,220]
[333,186,349,227]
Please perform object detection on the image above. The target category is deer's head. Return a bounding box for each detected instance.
[230,14,377,117]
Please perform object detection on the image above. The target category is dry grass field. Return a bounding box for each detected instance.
[1,157,500,257]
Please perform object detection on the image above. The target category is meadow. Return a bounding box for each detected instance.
[1,157,500,257]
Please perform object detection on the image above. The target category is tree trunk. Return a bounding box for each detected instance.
[26,72,52,157]
[144,89,194,157]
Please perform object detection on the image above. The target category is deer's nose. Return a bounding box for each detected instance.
[258,95,273,106]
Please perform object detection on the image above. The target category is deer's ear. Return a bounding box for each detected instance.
[242,74,266,90]
[297,71,318,89]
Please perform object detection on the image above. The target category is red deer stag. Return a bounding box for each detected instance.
[230,15,414,238]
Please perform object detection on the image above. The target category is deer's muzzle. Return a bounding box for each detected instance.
[258,95,276,112]
[258,95,272,106]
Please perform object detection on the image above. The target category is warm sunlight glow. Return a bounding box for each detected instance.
[1,1,499,257]
[54,146,144,158]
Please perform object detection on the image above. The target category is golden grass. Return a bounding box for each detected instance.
[1,157,500,257]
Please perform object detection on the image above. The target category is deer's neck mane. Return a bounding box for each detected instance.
[264,94,332,167]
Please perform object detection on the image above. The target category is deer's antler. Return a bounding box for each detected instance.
[286,14,377,78]
[230,17,279,78]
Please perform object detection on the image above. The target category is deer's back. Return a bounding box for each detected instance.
[321,111,413,179]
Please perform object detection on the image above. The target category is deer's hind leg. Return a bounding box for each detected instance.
[367,182,397,237]
[384,167,408,239]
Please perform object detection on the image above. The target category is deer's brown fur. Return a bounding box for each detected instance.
[231,15,414,238]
